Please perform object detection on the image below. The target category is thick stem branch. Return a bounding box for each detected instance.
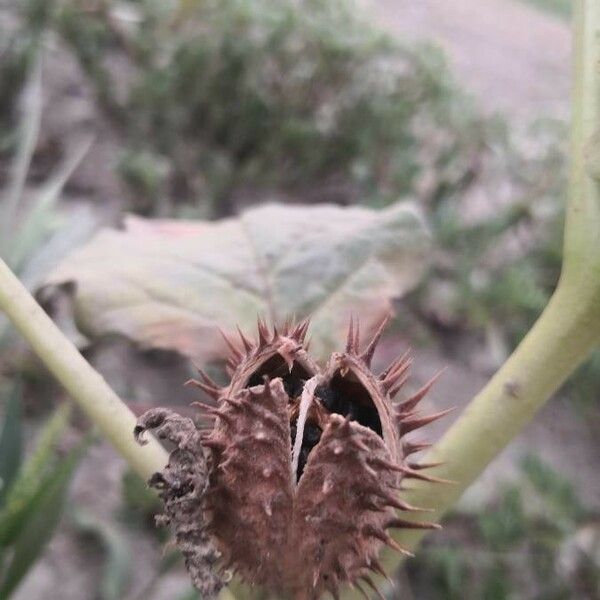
[0,257,168,480]
[565,0,600,282]
[383,283,599,560]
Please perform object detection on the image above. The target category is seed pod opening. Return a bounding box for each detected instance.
[135,316,449,600]
[226,319,318,400]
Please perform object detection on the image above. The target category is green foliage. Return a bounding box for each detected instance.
[0,402,71,546]
[418,119,567,343]
[0,0,48,148]
[0,386,23,504]
[0,44,94,290]
[0,52,96,352]
[409,546,470,600]
[73,510,132,600]
[479,487,526,550]
[175,591,200,600]
[0,398,88,597]
[413,114,600,422]
[117,150,169,214]
[518,0,572,20]
[569,348,600,417]
[521,455,584,524]
[36,0,487,216]
[406,456,597,600]
[120,468,161,528]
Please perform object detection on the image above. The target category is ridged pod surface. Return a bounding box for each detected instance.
[135,317,450,599]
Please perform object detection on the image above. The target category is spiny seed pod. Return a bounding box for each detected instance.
[134,316,451,600]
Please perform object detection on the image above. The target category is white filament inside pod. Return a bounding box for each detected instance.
[291,375,319,482]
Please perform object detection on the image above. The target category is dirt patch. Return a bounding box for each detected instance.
[361,0,571,120]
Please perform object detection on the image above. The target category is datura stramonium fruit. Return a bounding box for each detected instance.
[134,317,451,600]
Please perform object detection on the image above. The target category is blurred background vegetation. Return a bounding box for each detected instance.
[0,0,598,598]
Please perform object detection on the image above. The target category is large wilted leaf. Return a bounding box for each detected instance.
[44,202,431,361]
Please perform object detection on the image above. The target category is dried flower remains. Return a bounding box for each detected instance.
[135,317,450,599]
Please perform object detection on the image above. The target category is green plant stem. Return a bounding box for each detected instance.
[564,0,600,282]
[0,257,168,480]
[0,258,235,598]
[368,0,600,586]
[384,284,599,557]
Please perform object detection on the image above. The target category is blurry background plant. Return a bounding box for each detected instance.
[0,0,598,598]
[406,455,600,600]
[50,0,487,217]
[0,401,89,598]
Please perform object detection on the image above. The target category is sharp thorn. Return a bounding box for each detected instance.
[257,316,269,346]
[347,436,370,452]
[358,497,382,511]
[407,461,445,470]
[190,400,218,413]
[381,493,418,511]
[236,325,254,353]
[402,440,432,456]
[222,396,242,408]
[361,575,385,600]
[387,494,432,513]
[339,414,353,433]
[367,456,405,472]
[399,465,455,484]
[191,403,233,424]
[382,359,413,392]
[185,379,221,400]
[262,375,272,397]
[360,315,390,367]
[379,348,411,380]
[218,327,243,360]
[363,525,414,557]
[192,364,220,388]
[358,459,378,478]
[388,373,411,397]
[386,517,441,530]
[369,558,393,585]
[346,314,354,353]
[351,581,369,600]
[353,318,360,353]
[399,369,446,413]
[400,407,455,434]
[212,408,234,424]
[296,317,311,342]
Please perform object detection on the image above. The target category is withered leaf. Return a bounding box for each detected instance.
[44,202,430,361]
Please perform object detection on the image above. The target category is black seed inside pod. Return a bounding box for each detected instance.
[315,385,339,412]
[247,355,309,402]
[283,375,306,399]
[290,422,322,481]
[315,382,382,437]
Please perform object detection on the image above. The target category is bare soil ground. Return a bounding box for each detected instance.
[361,0,571,120]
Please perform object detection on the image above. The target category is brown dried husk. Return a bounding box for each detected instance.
[135,317,450,600]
